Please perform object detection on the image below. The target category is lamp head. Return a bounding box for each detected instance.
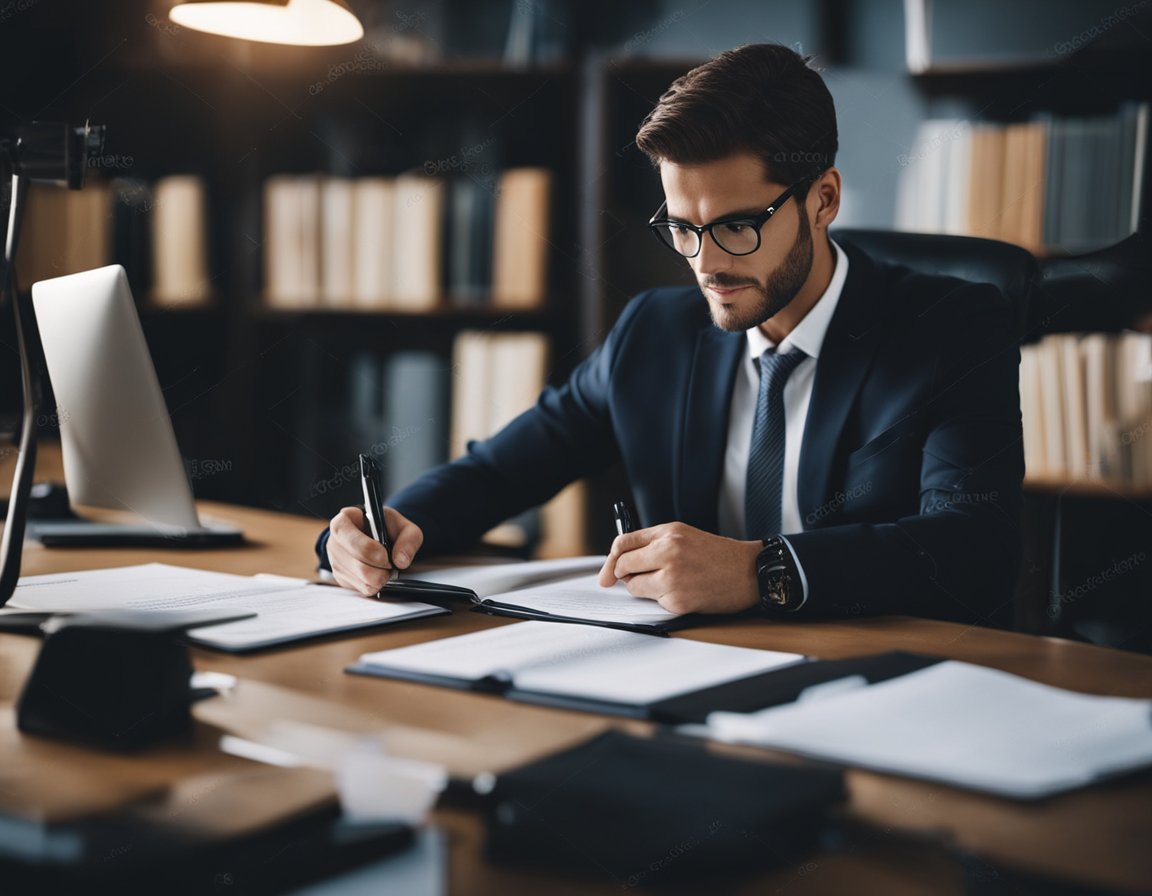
[169,0,364,46]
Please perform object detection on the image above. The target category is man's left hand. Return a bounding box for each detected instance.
[597,522,762,615]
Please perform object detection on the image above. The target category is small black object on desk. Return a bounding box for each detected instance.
[483,729,845,884]
[16,609,252,750]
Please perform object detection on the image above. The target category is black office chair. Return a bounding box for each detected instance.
[832,228,1041,343]
[833,228,1043,637]
[834,229,1152,653]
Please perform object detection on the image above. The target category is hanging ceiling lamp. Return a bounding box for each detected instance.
[169,0,364,47]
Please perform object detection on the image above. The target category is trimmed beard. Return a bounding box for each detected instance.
[702,209,813,333]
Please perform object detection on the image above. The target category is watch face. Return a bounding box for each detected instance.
[758,540,794,612]
[761,572,791,609]
[766,581,788,606]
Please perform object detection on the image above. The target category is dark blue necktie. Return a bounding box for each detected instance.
[745,347,808,540]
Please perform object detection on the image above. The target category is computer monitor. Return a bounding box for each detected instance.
[27,264,242,546]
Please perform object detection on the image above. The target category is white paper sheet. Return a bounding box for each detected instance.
[12,563,446,650]
[707,660,1152,799]
[480,573,680,625]
[417,555,608,598]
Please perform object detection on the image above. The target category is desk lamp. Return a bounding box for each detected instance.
[169,0,364,46]
[0,122,105,606]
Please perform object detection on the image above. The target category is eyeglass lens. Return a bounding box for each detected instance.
[652,220,761,257]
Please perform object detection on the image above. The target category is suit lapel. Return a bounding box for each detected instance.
[676,324,744,531]
[798,245,887,526]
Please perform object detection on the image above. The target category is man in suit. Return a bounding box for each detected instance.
[318,43,1023,625]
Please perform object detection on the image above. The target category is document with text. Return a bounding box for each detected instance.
[12,563,447,651]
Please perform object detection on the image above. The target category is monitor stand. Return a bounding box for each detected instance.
[26,517,245,548]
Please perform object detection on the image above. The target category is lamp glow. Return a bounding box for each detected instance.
[169,0,364,47]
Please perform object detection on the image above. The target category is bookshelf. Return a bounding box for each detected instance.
[0,1,587,554]
[895,9,1152,649]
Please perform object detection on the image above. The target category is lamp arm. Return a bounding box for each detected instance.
[0,169,36,606]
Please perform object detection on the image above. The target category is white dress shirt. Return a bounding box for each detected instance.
[717,240,849,604]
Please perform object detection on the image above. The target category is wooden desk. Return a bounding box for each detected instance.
[4,498,1152,894]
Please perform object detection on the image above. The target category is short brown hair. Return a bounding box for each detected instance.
[635,43,837,191]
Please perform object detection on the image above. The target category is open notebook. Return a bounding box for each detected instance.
[382,556,686,635]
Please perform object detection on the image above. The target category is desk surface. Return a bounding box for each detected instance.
[4,487,1152,894]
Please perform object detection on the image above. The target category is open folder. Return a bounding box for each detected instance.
[347,620,805,718]
[381,556,687,635]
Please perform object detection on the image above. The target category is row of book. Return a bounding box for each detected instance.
[1021,332,1152,488]
[337,330,584,556]
[17,176,212,304]
[15,166,554,314]
[896,104,1148,255]
[263,168,551,311]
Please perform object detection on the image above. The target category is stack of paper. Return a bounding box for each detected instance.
[11,564,447,652]
[706,661,1152,799]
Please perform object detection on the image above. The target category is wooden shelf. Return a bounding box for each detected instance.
[1023,476,1152,500]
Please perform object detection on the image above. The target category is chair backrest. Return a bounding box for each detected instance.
[833,229,1040,342]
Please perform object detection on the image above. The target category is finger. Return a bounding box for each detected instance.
[329,554,375,596]
[612,529,655,553]
[331,507,392,570]
[383,507,423,569]
[597,555,618,588]
[327,538,391,595]
[614,570,664,602]
[612,539,663,581]
[328,511,394,594]
[600,528,656,586]
[331,567,374,597]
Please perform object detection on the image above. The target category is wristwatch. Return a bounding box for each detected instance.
[756,536,801,613]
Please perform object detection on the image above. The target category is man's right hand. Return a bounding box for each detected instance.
[326,505,424,596]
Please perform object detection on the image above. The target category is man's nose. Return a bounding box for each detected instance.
[692,233,732,277]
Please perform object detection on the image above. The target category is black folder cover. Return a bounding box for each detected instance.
[483,729,845,884]
[649,650,943,724]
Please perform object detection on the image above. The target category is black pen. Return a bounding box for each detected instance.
[613,500,637,536]
[359,453,398,584]
[358,454,475,599]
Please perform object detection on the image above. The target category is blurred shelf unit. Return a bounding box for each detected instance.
[237,62,584,553]
[1021,331,1152,496]
[13,33,586,552]
[896,3,1152,258]
[16,174,216,309]
[895,104,1148,257]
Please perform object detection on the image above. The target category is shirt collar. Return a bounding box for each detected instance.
[746,238,849,360]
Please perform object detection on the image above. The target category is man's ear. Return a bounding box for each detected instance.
[810,167,841,232]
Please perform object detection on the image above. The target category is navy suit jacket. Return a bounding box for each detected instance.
[319,242,1024,624]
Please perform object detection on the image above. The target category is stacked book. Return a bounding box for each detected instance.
[262,167,552,312]
[449,329,586,555]
[18,175,213,307]
[896,104,1148,255]
[1020,332,1152,487]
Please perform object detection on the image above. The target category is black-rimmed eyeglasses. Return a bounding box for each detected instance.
[647,178,812,258]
